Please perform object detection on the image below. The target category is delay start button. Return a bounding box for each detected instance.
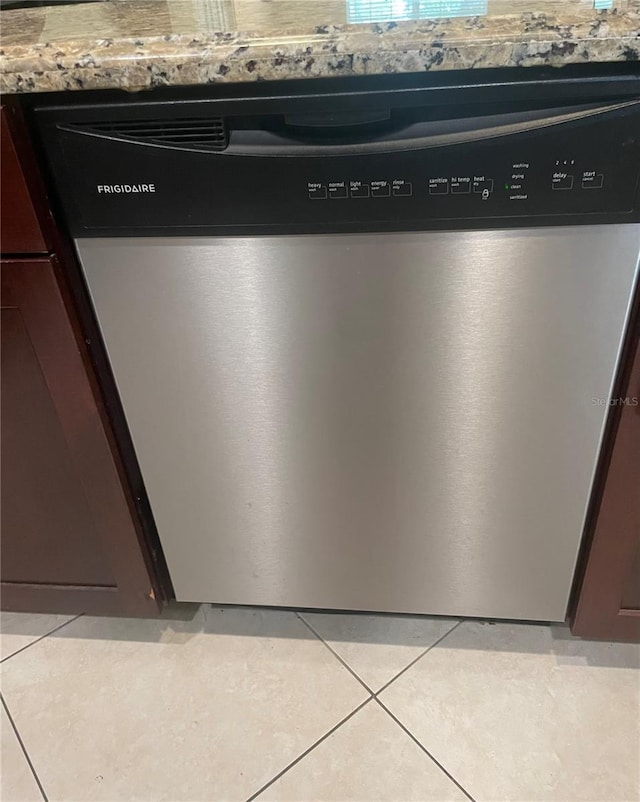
[552,172,574,190]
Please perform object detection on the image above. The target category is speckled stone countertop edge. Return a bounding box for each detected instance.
[1,10,638,94]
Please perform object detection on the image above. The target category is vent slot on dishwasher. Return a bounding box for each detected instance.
[64,117,229,151]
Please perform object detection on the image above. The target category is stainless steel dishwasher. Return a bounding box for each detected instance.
[36,73,640,621]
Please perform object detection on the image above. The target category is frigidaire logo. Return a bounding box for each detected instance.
[97,184,156,194]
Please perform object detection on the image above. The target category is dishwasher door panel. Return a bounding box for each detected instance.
[76,227,640,620]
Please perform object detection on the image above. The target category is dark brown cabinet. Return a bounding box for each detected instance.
[1,105,163,616]
[0,108,48,255]
[2,259,117,589]
[571,313,640,641]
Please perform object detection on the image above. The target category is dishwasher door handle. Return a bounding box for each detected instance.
[226,100,639,157]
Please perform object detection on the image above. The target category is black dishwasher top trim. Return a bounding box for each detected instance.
[34,70,640,237]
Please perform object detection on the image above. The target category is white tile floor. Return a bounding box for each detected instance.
[1,606,638,802]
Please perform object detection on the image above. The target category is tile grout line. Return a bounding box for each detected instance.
[374,618,464,696]
[249,615,468,802]
[244,697,373,802]
[295,612,375,696]
[1,692,49,802]
[374,697,478,802]
[0,613,84,664]
[297,615,463,699]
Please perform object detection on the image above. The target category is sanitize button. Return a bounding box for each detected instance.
[429,179,449,195]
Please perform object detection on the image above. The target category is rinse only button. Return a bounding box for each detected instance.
[392,180,412,197]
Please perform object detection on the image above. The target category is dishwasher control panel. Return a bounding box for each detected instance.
[308,163,607,202]
[300,151,627,219]
[36,91,640,235]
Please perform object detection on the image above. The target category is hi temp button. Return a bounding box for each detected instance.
[450,177,471,194]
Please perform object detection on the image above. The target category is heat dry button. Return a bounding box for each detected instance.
[582,172,604,189]
[472,178,494,194]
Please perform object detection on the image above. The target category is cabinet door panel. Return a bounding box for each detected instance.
[571,314,640,641]
[2,305,115,586]
[0,107,47,254]
[1,257,160,615]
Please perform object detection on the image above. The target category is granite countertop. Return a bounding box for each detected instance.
[1,0,638,94]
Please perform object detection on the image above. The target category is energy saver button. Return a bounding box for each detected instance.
[371,180,391,197]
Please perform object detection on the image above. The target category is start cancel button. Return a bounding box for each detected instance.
[582,171,604,189]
